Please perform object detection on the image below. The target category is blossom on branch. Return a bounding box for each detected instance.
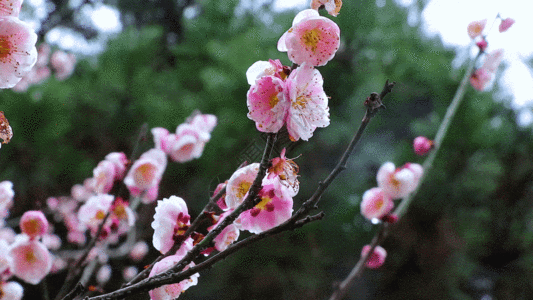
[19,210,48,240]
[151,196,192,254]
[278,9,340,67]
[499,18,515,33]
[377,162,423,199]
[8,237,52,284]
[0,16,37,89]
[413,136,433,156]
[148,253,199,300]
[225,163,260,210]
[361,245,387,269]
[360,187,394,220]
[467,19,486,39]
[124,149,167,203]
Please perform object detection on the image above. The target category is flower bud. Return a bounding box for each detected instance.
[413,136,434,156]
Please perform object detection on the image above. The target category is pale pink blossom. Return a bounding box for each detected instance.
[499,18,515,33]
[123,266,138,281]
[20,210,48,240]
[209,211,240,252]
[0,0,22,17]
[213,181,228,210]
[189,113,217,135]
[247,75,289,133]
[108,198,135,241]
[96,264,112,285]
[129,241,149,261]
[246,59,286,85]
[77,194,114,235]
[0,180,14,208]
[0,227,15,243]
[237,180,293,234]
[35,43,50,67]
[278,9,340,66]
[151,196,191,254]
[284,63,329,141]
[361,245,387,269]
[50,50,76,81]
[482,49,504,73]
[0,17,37,89]
[413,136,433,156]
[311,0,342,17]
[360,187,394,220]
[470,68,492,91]
[152,127,171,152]
[167,124,207,163]
[148,253,199,300]
[92,160,117,194]
[0,239,12,274]
[41,233,61,250]
[377,162,422,199]
[467,19,487,39]
[267,148,299,196]
[0,281,23,300]
[225,163,260,210]
[8,238,52,284]
[104,152,128,180]
[124,149,167,200]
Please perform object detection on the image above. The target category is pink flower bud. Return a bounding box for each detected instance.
[413,136,434,156]
[20,210,48,239]
[476,39,487,52]
[498,18,515,33]
[361,245,387,269]
[470,68,492,91]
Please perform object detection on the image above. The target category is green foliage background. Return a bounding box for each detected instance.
[2,0,533,299]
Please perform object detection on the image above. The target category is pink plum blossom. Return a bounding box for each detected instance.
[129,241,149,261]
[284,63,330,141]
[311,0,342,17]
[246,59,286,85]
[124,149,167,203]
[19,210,48,240]
[0,0,22,17]
[123,266,138,281]
[0,16,38,89]
[267,148,299,196]
[148,253,199,300]
[413,136,433,156]
[152,127,171,152]
[247,75,289,133]
[104,152,128,180]
[467,19,486,39]
[50,50,76,81]
[0,180,14,208]
[168,123,208,163]
[8,238,52,284]
[189,113,217,135]
[499,18,515,33]
[482,49,504,73]
[361,245,387,269]
[209,211,240,252]
[92,160,117,194]
[360,187,394,220]
[237,180,293,234]
[278,9,340,66]
[470,68,492,91]
[225,163,260,210]
[151,196,191,254]
[213,181,228,210]
[77,194,114,235]
[377,162,423,199]
[0,281,23,300]
[96,264,112,285]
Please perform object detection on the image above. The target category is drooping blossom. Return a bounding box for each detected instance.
[0,16,38,89]
[151,196,192,254]
[361,245,387,269]
[311,0,342,17]
[124,149,167,203]
[360,187,394,220]
[8,237,52,284]
[267,148,299,196]
[377,162,423,199]
[413,136,434,156]
[0,281,23,300]
[498,18,515,33]
[148,253,199,300]
[0,0,23,17]
[285,62,329,141]
[50,50,76,81]
[225,163,260,210]
[237,180,293,234]
[467,19,486,39]
[278,9,340,66]
[20,210,48,240]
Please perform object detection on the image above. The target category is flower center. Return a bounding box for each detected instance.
[25,249,37,264]
[236,181,251,199]
[134,163,157,186]
[302,28,321,52]
[269,93,279,108]
[0,37,12,62]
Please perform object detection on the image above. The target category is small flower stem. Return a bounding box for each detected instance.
[395,52,480,218]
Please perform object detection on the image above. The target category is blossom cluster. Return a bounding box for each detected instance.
[467,17,514,91]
